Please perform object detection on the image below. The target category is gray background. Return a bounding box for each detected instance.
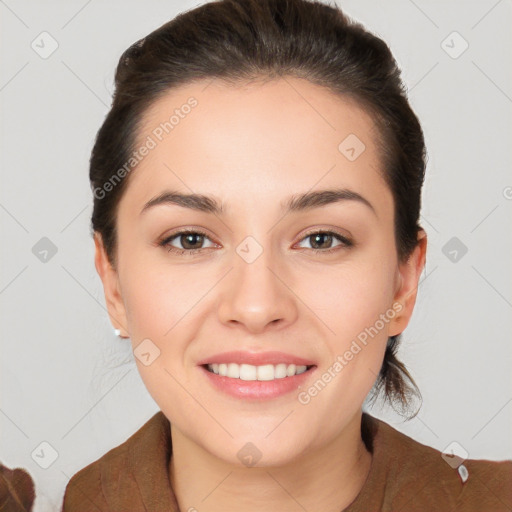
[1,1,511,511]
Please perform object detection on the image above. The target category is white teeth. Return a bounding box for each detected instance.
[256,364,274,381]
[227,363,239,378]
[274,363,287,379]
[240,364,257,380]
[207,362,309,380]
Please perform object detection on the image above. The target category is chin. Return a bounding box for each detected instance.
[209,432,311,469]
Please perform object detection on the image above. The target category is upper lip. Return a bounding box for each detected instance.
[197,350,316,367]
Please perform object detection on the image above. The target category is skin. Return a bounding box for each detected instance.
[94,76,427,512]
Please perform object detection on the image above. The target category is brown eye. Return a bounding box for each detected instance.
[178,233,205,250]
[296,230,353,253]
[159,230,216,255]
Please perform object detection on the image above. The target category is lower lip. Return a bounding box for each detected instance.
[199,365,316,400]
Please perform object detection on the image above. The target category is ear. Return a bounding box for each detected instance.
[93,232,130,338]
[388,229,427,337]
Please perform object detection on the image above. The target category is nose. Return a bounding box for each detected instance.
[217,243,298,334]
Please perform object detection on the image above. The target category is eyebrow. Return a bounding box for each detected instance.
[140,188,376,217]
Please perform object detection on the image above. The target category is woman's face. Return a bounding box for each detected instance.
[95,77,426,466]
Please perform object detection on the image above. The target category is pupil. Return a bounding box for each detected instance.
[183,234,202,249]
[313,233,331,249]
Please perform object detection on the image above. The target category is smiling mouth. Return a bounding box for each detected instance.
[202,363,316,381]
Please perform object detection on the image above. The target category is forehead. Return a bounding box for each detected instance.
[121,76,392,220]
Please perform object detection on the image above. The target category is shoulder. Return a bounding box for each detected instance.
[61,411,173,512]
[364,415,512,511]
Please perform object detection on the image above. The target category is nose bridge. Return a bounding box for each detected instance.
[217,233,297,332]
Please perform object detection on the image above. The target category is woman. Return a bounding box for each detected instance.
[62,0,512,510]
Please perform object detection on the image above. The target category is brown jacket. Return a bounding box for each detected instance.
[62,411,512,511]
[0,464,35,512]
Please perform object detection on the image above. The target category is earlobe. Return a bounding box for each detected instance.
[93,233,130,338]
[388,230,428,337]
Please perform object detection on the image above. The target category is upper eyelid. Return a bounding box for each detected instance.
[161,228,216,244]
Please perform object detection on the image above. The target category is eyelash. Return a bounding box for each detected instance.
[158,228,354,256]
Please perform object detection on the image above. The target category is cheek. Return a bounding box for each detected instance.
[118,254,215,386]
[119,248,200,340]
[121,262,200,419]
[294,247,397,399]
[294,265,394,433]
[300,254,397,342]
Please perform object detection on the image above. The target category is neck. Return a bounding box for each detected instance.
[169,411,372,512]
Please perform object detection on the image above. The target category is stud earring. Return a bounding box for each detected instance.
[114,328,121,337]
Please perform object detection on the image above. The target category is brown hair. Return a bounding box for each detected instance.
[90,0,425,418]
